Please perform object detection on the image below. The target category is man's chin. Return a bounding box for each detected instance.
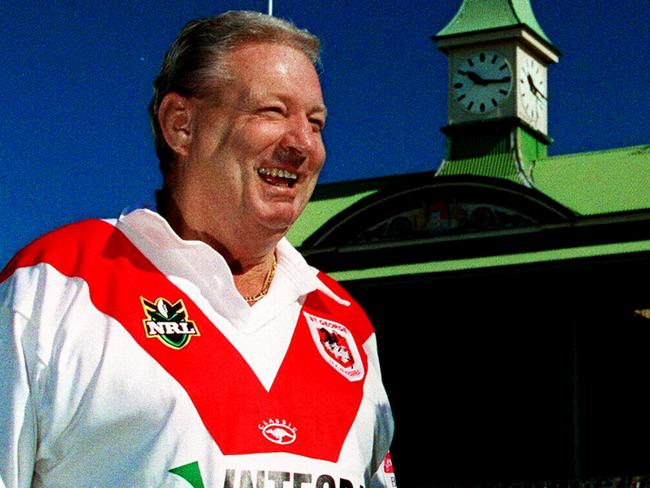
[255,206,300,234]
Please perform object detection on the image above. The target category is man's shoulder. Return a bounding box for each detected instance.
[308,270,375,338]
[314,270,354,303]
[1,218,119,282]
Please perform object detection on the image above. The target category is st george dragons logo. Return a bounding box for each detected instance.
[303,312,365,382]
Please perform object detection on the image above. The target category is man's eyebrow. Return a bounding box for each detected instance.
[241,90,327,118]
[311,104,328,118]
[238,90,259,108]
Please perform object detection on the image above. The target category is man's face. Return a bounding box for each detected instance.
[182,42,326,237]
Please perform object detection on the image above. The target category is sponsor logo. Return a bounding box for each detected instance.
[224,469,363,488]
[141,297,199,350]
[381,451,397,486]
[383,451,394,473]
[258,418,297,445]
[304,312,365,382]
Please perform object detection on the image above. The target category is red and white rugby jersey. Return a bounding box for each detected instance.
[0,209,395,488]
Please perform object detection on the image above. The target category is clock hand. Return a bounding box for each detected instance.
[465,70,488,86]
[484,75,511,84]
[464,71,510,85]
[527,74,548,100]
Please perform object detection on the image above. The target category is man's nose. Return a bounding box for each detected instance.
[279,115,319,155]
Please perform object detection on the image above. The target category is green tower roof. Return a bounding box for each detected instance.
[436,0,551,44]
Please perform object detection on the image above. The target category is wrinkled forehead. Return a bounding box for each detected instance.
[222,42,325,107]
[225,41,320,80]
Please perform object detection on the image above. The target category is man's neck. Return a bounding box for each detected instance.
[157,193,280,304]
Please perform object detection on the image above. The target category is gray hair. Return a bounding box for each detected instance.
[148,10,321,172]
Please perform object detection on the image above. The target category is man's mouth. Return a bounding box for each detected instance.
[257,167,298,188]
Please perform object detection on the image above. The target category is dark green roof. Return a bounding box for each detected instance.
[437,152,526,183]
[399,143,650,216]
[436,0,551,44]
[534,145,650,215]
[286,189,377,246]
[327,239,650,282]
[288,171,441,246]
[287,144,650,249]
[436,124,549,186]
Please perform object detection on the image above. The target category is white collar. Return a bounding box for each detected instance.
[116,208,349,308]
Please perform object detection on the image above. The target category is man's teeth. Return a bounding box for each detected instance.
[258,168,298,180]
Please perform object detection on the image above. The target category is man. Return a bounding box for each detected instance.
[0,11,395,488]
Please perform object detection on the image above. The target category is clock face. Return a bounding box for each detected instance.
[452,51,513,114]
[519,57,547,126]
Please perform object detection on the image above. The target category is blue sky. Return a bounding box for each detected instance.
[1,1,649,267]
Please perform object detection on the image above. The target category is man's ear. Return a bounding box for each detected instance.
[158,92,193,158]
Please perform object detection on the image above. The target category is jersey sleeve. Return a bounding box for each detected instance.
[363,332,396,485]
[0,286,39,488]
[316,272,397,486]
[370,451,398,488]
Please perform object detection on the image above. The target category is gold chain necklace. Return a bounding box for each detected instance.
[244,254,277,304]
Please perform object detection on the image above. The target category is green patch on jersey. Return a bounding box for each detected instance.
[169,461,205,488]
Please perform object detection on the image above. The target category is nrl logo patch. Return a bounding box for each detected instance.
[141,297,199,350]
[303,312,365,382]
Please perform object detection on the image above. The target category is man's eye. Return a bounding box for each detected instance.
[310,118,325,132]
[261,106,285,116]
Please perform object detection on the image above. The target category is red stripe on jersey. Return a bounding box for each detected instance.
[1,219,372,461]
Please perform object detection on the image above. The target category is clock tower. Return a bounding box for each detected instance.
[434,0,561,186]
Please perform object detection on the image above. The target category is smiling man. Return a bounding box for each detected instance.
[0,10,396,488]
[154,39,327,293]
